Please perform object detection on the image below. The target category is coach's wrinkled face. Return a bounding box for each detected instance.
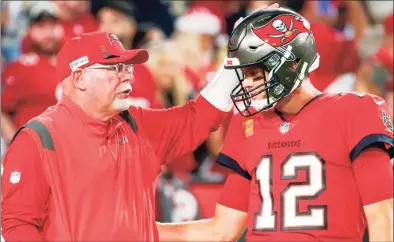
[80,63,133,113]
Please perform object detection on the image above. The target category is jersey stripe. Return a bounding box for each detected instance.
[11,120,55,151]
[217,153,252,180]
[349,134,394,162]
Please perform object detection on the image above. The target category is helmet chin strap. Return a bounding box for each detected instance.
[251,98,277,111]
[234,98,277,114]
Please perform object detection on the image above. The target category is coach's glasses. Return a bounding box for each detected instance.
[84,63,134,73]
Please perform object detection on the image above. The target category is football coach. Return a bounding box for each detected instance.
[1,31,240,241]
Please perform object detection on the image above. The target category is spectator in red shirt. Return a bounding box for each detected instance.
[1,31,240,241]
[21,1,98,54]
[54,1,98,39]
[1,2,62,144]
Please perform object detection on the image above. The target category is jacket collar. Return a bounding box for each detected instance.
[59,94,123,138]
[58,94,136,138]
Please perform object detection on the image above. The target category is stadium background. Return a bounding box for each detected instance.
[1,1,393,241]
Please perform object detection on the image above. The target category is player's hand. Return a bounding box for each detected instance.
[234,3,280,29]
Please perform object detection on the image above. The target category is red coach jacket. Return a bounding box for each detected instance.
[1,94,227,241]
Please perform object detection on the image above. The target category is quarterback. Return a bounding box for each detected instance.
[158,8,393,242]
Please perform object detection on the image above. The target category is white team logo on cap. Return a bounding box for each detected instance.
[69,56,89,70]
[107,32,124,48]
[10,171,21,184]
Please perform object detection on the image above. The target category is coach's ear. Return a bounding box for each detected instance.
[71,68,86,91]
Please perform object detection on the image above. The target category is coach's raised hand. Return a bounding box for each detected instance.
[234,2,280,29]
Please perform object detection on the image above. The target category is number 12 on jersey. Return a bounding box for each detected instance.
[253,152,327,231]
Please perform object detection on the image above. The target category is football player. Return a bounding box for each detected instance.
[157,8,393,242]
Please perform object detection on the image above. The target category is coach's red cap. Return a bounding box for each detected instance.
[56,31,149,81]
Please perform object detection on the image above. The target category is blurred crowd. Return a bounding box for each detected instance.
[1,0,393,225]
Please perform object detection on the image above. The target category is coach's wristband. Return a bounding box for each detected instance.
[200,59,240,112]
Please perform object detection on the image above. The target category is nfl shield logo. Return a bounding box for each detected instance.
[280,122,290,133]
[10,171,21,184]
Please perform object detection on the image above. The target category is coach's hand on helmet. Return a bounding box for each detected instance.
[234,2,280,29]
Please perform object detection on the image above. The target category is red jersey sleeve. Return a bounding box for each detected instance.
[1,61,26,113]
[352,148,393,206]
[218,172,251,212]
[1,131,50,241]
[131,96,227,164]
[216,113,252,180]
[345,93,393,161]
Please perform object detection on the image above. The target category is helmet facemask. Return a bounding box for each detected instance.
[227,46,304,117]
[230,64,284,117]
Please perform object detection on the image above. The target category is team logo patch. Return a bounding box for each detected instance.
[10,171,21,184]
[106,32,124,49]
[117,137,128,146]
[252,14,312,47]
[107,32,120,44]
[243,119,254,137]
[381,109,393,134]
[280,122,290,134]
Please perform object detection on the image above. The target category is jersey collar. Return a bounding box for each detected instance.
[274,93,324,122]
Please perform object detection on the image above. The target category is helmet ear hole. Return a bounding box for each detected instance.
[288,58,301,71]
